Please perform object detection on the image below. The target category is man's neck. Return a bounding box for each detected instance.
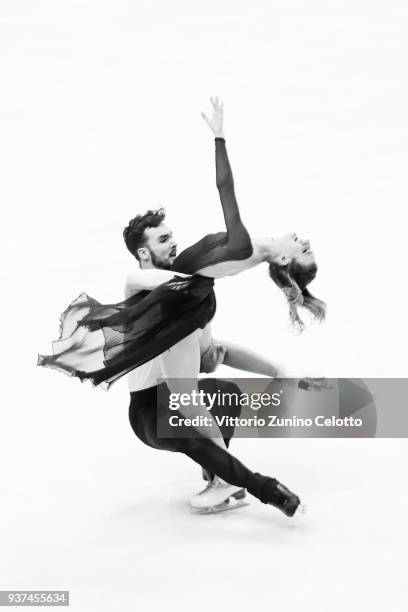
[139,262,158,270]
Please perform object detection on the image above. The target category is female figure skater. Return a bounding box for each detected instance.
[38,98,325,390]
[38,98,326,516]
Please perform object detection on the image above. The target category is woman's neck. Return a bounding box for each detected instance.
[251,237,279,263]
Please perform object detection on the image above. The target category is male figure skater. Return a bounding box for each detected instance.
[123,212,242,495]
[123,209,304,514]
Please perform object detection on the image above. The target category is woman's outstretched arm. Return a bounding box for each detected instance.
[172,98,253,275]
[215,138,244,237]
[202,97,245,239]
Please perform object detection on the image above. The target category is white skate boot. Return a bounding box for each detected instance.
[190,476,249,514]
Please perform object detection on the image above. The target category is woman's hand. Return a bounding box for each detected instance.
[200,339,227,373]
[201,97,224,138]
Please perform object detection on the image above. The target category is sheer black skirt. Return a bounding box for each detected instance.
[37,138,253,389]
[37,275,216,389]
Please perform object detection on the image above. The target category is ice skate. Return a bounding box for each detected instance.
[202,467,213,482]
[298,377,332,391]
[267,480,303,517]
[190,476,249,514]
[275,365,332,392]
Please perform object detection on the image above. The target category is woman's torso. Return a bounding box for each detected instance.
[173,231,262,278]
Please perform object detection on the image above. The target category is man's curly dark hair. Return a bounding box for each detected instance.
[123,207,166,261]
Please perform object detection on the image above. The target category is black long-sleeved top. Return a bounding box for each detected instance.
[173,138,253,274]
[38,138,253,388]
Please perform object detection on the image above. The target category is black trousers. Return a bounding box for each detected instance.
[128,378,280,504]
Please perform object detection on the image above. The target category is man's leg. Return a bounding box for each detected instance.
[148,334,301,514]
[198,378,242,481]
[129,385,180,452]
[174,428,281,505]
[199,378,242,447]
[129,383,300,515]
[154,383,299,513]
[129,381,240,454]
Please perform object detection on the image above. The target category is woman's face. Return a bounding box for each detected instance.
[272,232,315,266]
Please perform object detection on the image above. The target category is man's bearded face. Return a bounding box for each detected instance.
[143,224,177,269]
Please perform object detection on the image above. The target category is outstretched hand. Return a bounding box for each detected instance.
[201,97,224,138]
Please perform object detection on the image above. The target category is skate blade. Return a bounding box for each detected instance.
[192,498,250,515]
[296,503,307,515]
[298,377,333,392]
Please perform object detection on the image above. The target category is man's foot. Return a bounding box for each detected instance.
[190,476,246,510]
[266,480,302,517]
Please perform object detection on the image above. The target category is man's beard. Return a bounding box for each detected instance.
[150,250,174,270]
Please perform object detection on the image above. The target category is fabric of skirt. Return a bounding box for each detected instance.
[37,275,216,390]
[37,138,254,391]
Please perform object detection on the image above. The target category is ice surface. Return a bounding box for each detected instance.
[1,378,407,611]
[1,0,408,609]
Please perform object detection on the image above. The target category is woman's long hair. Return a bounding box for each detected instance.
[268,260,326,332]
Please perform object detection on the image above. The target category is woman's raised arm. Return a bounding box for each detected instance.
[202,98,243,237]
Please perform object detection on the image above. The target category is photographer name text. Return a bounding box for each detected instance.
[167,414,363,428]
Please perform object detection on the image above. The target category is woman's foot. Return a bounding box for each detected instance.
[298,377,333,391]
[275,365,332,391]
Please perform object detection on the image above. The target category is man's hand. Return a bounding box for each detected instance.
[201,97,224,138]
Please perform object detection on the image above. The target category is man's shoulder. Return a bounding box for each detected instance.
[125,268,145,282]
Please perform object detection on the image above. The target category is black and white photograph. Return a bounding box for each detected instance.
[1,1,407,610]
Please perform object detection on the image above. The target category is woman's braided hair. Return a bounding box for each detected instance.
[268,260,326,332]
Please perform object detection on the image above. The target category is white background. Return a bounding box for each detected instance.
[1,1,407,610]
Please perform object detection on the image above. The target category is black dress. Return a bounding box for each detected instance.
[37,139,253,389]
